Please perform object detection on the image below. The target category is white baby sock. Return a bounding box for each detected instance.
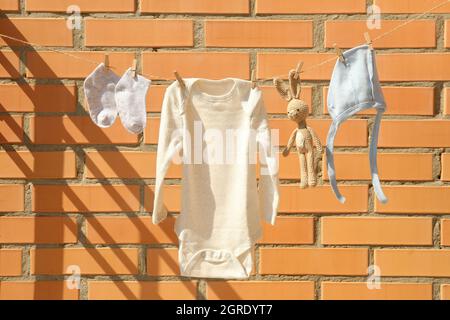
[115,68,151,134]
[83,63,120,128]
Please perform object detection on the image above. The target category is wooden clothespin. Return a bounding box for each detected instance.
[251,69,257,89]
[333,43,346,65]
[294,61,303,79]
[104,53,109,69]
[364,32,374,50]
[174,70,186,92]
[131,58,137,78]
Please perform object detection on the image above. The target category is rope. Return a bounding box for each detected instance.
[0,33,165,79]
[0,0,449,81]
[270,0,450,80]
[372,0,450,42]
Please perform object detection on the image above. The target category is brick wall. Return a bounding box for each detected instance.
[0,0,449,300]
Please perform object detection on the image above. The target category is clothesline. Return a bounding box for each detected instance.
[293,0,450,77]
[0,0,449,81]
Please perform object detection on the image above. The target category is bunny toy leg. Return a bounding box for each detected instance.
[295,130,307,188]
[306,149,316,187]
[298,151,308,188]
[302,129,316,187]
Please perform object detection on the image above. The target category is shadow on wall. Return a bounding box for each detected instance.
[0,15,245,300]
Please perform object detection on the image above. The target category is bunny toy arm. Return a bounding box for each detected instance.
[282,129,298,157]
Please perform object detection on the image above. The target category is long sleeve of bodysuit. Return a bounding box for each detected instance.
[253,97,279,226]
[152,84,183,224]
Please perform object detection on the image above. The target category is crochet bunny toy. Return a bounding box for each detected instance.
[274,67,323,188]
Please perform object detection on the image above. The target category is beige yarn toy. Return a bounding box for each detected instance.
[274,64,323,188]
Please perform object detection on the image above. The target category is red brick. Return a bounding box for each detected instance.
[279,185,368,213]
[325,20,435,48]
[147,85,167,112]
[0,115,23,144]
[29,116,139,145]
[442,284,450,300]
[85,19,193,47]
[205,20,313,48]
[142,52,250,80]
[444,87,450,115]
[0,217,77,244]
[26,0,135,12]
[144,117,159,144]
[375,249,450,277]
[321,282,432,300]
[0,51,20,78]
[85,216,177,244]
[260,248,368,275]
[0,184,24,212]
[377,0,450,13]
[141,0,249,14]
[377,54,450,81]
[323,153,433,181]
[383,86,435,115]
[0,281,79,300]
[146,248,179,276]
[31,248,139,275]
[259,217,314,244]
[144,185,181,213]
[32,184,140,213]
[0,0,19,11]
[321,217,433,245]
[0,18,72,47]
[276,152,302,179]
[444,21,450,48]
[85,151,181,179]
[442,153,450,181]
[207,281,315,300]
[0,151,76,179]
[441,219,450,246]
[324,86,435,116]
[379,120,450,147]
[0,84,77,112]
[376,186,450,214]
[256,0,366,14]
[0,249,22,276]
[88,281,196,300]
[26,51,135,79]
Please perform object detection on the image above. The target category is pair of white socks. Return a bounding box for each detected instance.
[83,63,151,134]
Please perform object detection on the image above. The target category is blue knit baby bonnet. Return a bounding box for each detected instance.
[326,44,388,204]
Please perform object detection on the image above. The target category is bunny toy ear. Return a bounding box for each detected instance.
[274,78,292,101]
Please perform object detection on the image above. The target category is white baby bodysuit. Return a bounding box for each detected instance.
[152,78,279,279]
